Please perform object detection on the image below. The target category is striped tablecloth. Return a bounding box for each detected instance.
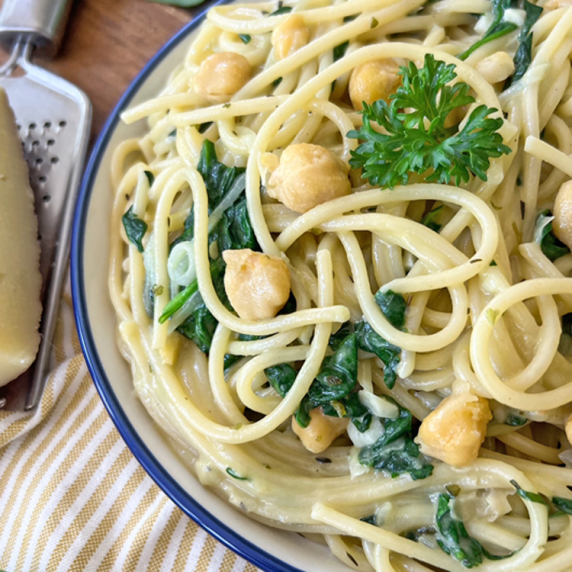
[0,286,261,572]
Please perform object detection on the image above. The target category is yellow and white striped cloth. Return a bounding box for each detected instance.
[0,286,261,572]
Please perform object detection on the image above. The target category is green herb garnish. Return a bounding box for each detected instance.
[348,54,511,189]
[239,34,252,44]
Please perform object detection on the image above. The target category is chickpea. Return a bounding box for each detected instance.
[272,15,310,61]
[476,51,515,85]
[348,59,401,111]
[194,52,251,103]
[553,181,572,250]
[565,413,572,446]
[267,143,351,213]
[416,392,492,467]
[544,0,572,10]
[222,249,291,320]
[292,407,349,454]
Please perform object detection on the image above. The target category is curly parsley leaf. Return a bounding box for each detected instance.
[534,209,570,261]
[122,207,148,253]
[348,54,511,189]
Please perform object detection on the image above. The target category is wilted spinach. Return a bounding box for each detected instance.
[421,205,444,233]
[359,402,433,480]
[436,494,516,567]
[534,209,570,261]
[355,290,406,389]
[458,0,519,61]
[122,207,148,253]
[508,0,543,85]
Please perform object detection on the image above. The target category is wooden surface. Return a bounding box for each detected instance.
[0,0,205,140]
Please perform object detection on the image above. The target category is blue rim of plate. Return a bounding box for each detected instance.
[70,4,304,571]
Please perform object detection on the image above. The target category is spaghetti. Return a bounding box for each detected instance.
[110,0,572,569]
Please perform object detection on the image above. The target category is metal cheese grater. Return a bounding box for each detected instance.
[0,0,92,410]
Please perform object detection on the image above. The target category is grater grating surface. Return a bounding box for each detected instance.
[0,40,91,410]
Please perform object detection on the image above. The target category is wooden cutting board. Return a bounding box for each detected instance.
[0,0,203,140]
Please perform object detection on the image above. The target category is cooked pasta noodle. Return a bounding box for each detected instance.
[111,0,572,569]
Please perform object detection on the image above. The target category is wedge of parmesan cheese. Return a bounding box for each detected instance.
[0,88,42,387]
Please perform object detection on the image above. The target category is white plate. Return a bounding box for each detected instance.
[70,4,352,571]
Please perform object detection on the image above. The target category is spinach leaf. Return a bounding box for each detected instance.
[333,41,349,61]
[458,0,518,61]
[198,121,213,134]
[224,353,242,371]
[375,289,406,329]
[322,392,372,432]
[511,480,549,506]
[510,0,543,84]
[176,258,230,354]
[534,209,570,261]
[421,205,444,233]
[360,437,433,480]
[270,2,292,15]
[436,494,517,566]
[505,412,527,426]
[359,402,433,480]
[215,197,260,252]
[553,497,572,515]
[295,396,313,428]
[144,170,155,186]
[173,140,246,247]
[436,494,484,568]
[363,405,412,449]
[198,139,246,213]
[265,363,297,398]
[563,313,572,337]
[355,321,401,389]
[122,207,148,253]
[239,34,252,44]
[309,334,358,404]
[329,322,353,351]
[355,290,406,389]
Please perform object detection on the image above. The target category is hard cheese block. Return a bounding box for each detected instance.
[0,87,42,387]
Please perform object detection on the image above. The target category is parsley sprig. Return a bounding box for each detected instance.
[348,54,512,189]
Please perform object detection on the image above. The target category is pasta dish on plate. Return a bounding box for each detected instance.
[109,0,572,569]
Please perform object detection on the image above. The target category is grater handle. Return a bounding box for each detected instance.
[0,0,74,56]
